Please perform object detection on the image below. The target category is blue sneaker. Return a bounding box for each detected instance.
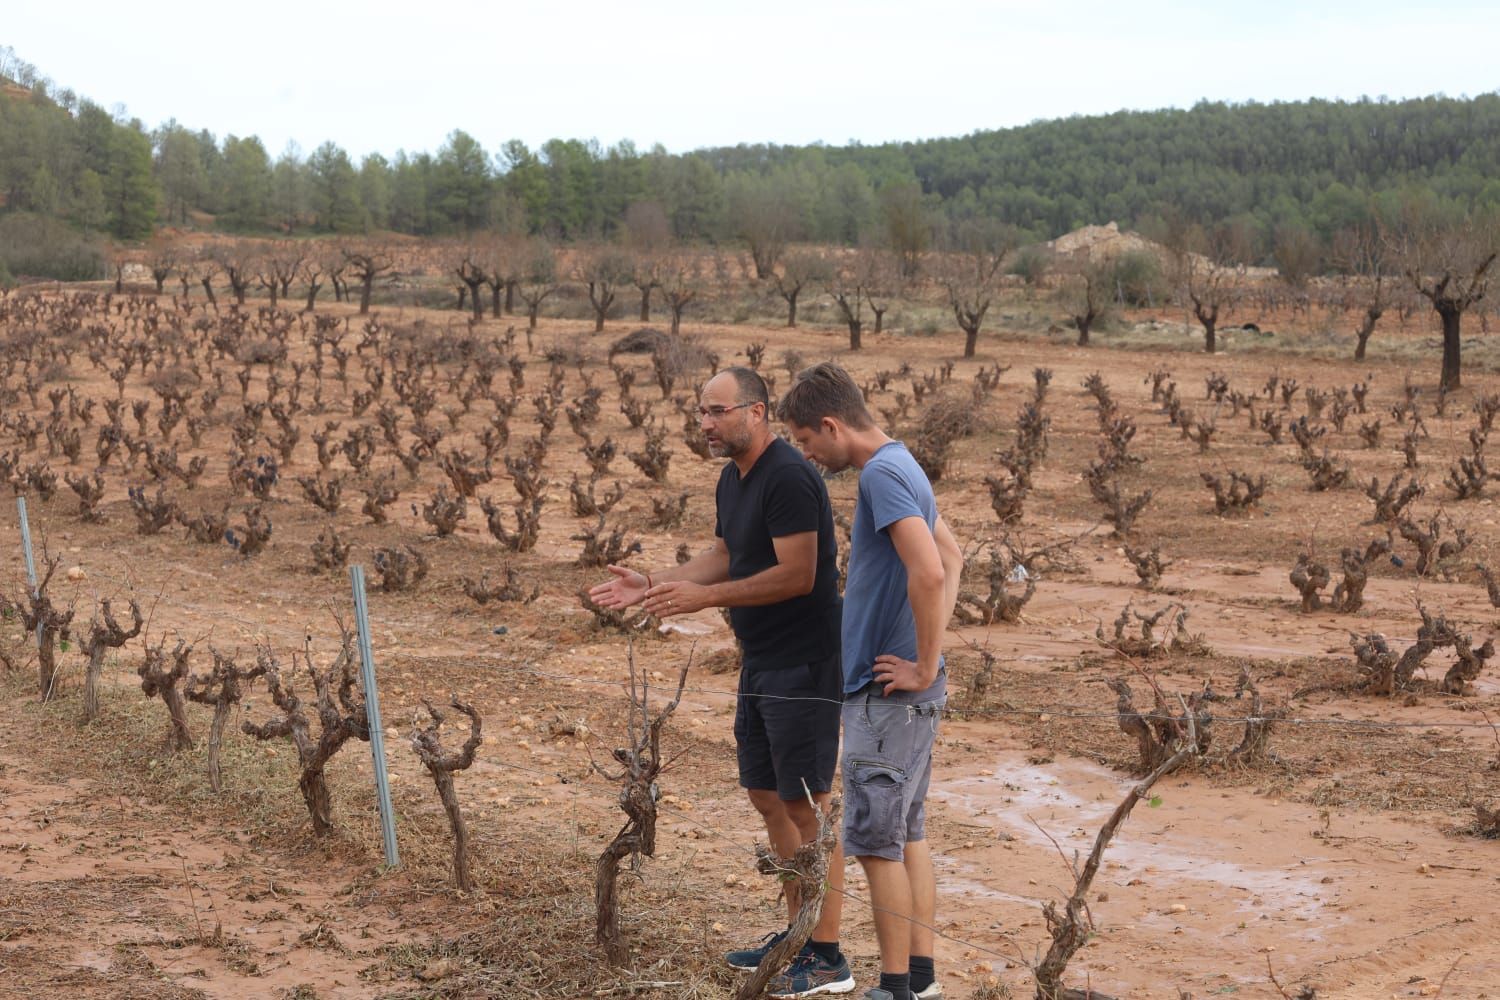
[724,929,789,970]
[767,949,857,997]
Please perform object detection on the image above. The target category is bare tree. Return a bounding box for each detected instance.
[592,648,690,965]
[190,249,222,309]
[825,254,868,351]
[515,239,559,329]
[449,241,488,321]
[1061,256,1115,348]
[1392,199,1498,389]
[1034,695,1203,1000]
[773,250,831,328]
[1272,222,1322,290]
[300,251,329,312]
[212,241,257,305]
[145,235,178,295]
[726,174,799,279]
[340,242,395,315]
[657,251,701,336]
[630,251,662,322]
[576,244,634,332]
[481,234,522,317]
[5,555,75,702]
[1168,224,1241,354]
[881,180,931,278]
[257,241,304,309]
[1332,220,1395,362]
[138,637,197,752]
[825,249,890,351]
[939,223,1014,357]
[861,249,902,335]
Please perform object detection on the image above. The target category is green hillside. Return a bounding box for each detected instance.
[1,38,1497,269]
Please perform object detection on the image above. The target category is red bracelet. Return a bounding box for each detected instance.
[645,572,653,591]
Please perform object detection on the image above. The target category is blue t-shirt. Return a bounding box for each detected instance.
[841,441,942,693]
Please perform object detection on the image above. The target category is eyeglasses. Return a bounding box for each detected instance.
[697,403,755,420]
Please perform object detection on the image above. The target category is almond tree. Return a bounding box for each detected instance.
[257,240,305,309]
[190,249,222,308]
[631,251,662,322]
[861,249,903,335]
[657,251,701,336]
[826,250,883,351]
[300,250,332,312]
[145,235,178,295]
[726,172,798,279]
[1332,220,1395,362]
[577,244,634,332]
[939,224,1014,357]
[773,250,831,328]
[1392,199,1498,389]
[1061,257,1115,348]
[515,239,559,329]
[450,241,488,320]
[1167,224,1240,353]
[212,241,258,305]
[340,242,395,314]
[482,234,522,317]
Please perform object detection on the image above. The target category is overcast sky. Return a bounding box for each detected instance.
[7,1,1499,161]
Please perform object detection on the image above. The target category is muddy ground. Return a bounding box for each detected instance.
[1,291,1497,999]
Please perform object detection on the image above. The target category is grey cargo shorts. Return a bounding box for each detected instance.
[840,672,946,862]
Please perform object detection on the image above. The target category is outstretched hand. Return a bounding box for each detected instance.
[642,580,713,618]
[588,565,648,610]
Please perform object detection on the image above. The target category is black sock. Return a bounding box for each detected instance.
[807,938,841,964]
[909,955,935,993]
[878,971,911,1000]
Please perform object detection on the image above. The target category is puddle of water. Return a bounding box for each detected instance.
[1218,641,1320,658]
[933,862,1046,910]
[932,755,1332,923]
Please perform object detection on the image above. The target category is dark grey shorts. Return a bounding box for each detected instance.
[734,654,843,801]
[840,673,946,862]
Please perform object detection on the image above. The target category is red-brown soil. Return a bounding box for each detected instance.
[1,290,1497,999]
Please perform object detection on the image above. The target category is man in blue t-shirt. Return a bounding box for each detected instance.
[779,363,963,1000]
[589,366,853,998]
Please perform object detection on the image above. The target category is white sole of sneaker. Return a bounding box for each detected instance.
[768,975,857,998]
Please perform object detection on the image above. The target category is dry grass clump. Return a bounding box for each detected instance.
[909,392,985,482]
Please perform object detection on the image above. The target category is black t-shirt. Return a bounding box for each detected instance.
[714,437,841,671]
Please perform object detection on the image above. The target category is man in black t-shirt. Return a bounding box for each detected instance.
[589,367,852,997]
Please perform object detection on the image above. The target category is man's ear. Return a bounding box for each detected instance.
[821,416,840,438]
